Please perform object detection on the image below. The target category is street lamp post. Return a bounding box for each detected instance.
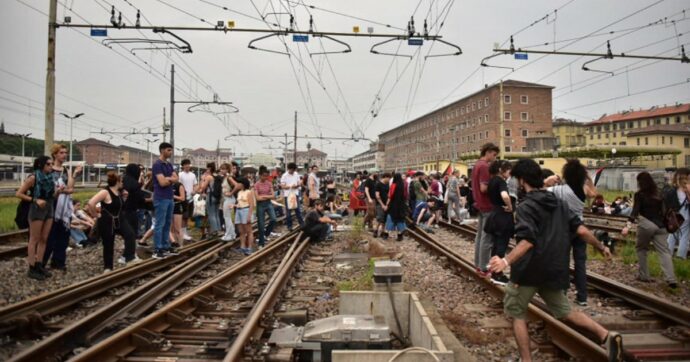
[145,138,160,169]
[20,133,31,182]
[60,112,84,173]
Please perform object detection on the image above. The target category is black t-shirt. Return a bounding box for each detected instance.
[375,181,389,204]
[363,178,377,200]
[304,209,324,229]
[488,176,509,208]
[459,185,470,198]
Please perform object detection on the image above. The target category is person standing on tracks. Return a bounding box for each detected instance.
[151,142,178,259]
[121,163,145,264]
[544,159,598,306]
[254,168,278,248]
[488,158,621,362]
[197,162,222,237]
[280,162,304,230]
[363,171,378,234]
[16,156,57,280]
[485,160,513,286]
[178,159,197,241]
[44,144,81,272]
[446,169,463,223]
[374,173,391,239]
[622,172,678,288]
[472,142,499,278]
[87,172,137,272]
[664,168,690,260]
[219,163,238,242]
[386,173,408,241]
[307,165,321,207]
[235,177,255,255]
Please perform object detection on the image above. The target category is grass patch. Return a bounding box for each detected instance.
[337,259,375,291]
[0,189,99,233]
[618,239,690,282]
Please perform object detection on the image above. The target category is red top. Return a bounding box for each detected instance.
[388,183,408,201]
[471,159,492,212]
[254,180,273,197]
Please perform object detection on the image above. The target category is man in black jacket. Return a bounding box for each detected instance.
[488,159,621,362]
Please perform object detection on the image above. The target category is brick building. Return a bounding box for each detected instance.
[379,80,553,170]
[119,145,156,166]
[75,138,124,165]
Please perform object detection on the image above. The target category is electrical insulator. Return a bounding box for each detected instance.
[110,6,116,26]
[118,11,122,27]
[423,19,428,37]
[409,16,415,36]
[309,15,313,32]
[289,14,294,31]
[135,10,141,28]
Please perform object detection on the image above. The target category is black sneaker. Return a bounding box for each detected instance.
[152,252,165,259]
[605,331,623,362]
[576,300,588,307]
[27,265,46,280]
[668,282,678,289]
[37,262,53,277]
[165,248,180,257]
[382,233,389,240]
[491,274,509,286]
[396,234,403,242]
[372,230,379,238]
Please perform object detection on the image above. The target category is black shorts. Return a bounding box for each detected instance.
[183,200,194,218]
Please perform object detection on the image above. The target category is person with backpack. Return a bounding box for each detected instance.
[16,156,58,280]
[664,168,690,260]
[197,162,222,237]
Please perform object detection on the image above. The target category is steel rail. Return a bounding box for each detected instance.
[69,231,302,362]
[0,229,29,259]
[406,226,609,361]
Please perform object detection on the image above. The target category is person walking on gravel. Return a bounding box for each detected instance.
[488,159,621,362]
[385,173,408,241]
[623,171,678,289]
[16,156,57,280]
[473,142,499,277]
[280,162,304,230]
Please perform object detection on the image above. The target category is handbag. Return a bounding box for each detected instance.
[287,193,298,210]
[664,209,684,233]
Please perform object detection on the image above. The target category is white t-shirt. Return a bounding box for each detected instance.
[179,171,198,201]
[280,171,301,197]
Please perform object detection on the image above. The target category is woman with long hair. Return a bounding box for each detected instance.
[172,181,187,247]
[623,171,678,288]
[235,177,255,255]
[121,164,144,264]
[445,169,463,223]
[220,163,237,241]
[87,172,137,273]
[664,168,690,259]
[385,173,408,241]
[485,160,513,286]
[16,156,57,280]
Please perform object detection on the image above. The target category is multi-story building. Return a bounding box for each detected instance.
[284,148,328,169]
[182,147,234,168]
[379,80,553,170]
[585,103,690,147]
[626,124,690,168]
[326,158,352,174]
[119,145,156,166]
[352,142,385,172]
[75,138,124,165]
[553,118,586,148]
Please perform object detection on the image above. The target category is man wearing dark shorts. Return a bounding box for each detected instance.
[374,173,390,239]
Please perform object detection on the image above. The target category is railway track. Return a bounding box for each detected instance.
[0,229,28,260]
[434,221,690,361]
[66,231,310,361]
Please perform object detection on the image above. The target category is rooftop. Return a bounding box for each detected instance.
[626,123,690,136]
[587,103,690,126]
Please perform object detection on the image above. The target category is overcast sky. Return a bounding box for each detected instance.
[1,0,689,160]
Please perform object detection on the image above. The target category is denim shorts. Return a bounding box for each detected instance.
[28,202,54,221]
[235,207,250,224]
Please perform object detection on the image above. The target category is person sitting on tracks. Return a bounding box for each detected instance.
[303,199,337,242]
[488,158,622,362]
[412,198,436,231]
[70,199,95,248]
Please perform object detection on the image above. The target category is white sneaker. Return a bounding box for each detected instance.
[66,246,73,252]
[103,268,112,274]
[129,256,143,264]
[117,256,127,265]
[183,234,192,241]
[270,232,281,237]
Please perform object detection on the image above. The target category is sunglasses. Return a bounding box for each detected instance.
[46,163,54,166]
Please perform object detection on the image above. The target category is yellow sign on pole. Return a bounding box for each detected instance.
[352,26,360,33]
[228,21,235,28]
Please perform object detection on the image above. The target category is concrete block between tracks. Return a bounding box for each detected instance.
[337,291,462,362]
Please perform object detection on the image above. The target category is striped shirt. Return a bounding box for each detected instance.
[254,180,273,197]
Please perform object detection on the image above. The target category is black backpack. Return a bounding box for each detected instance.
[211,175,223,201]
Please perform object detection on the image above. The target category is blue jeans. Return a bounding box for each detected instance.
[285,197,304,229]
[385,215,406,232]
[44,221,70,268]
[257,200,277,246]
[70,228,88,244]
[206,199,221,233]
[572,237,588,302]
[153,198,174,253]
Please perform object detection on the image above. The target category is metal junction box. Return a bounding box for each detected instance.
[373,260,402,291]
[268,315,391,361]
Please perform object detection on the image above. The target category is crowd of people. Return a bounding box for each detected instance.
[15,140,690,361]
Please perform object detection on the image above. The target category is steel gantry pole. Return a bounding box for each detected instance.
[170,64,175,164]
[44,0,58,156]
[293,111,297,164]
[60,112,84,173]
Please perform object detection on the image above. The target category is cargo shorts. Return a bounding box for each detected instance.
[503,282,571,320]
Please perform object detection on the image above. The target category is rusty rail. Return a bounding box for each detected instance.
[0,229,29,259]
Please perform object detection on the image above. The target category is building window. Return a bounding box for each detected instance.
[677,116,681,123]
[597,126,602,132]
[484,115,489,123]
[472,102,476,111]
[685,138,690,148]
[656,118,661,125]
[605,133,609,138]
[460,108,464,115]
[484,97,489,107]
[504,111,511,120]
[521,112,528,121]
[604,125,610,131]
[662,136,665,145]
[598,134,601,139]
[505,129,511,137]
[504,95,511,104]
[590,134,593,140]
[466,105,469,113]
[505,146,511,152]
[637,138,640,146]
[522,129,528,137]
[670,137,673,145]
[520,95,528,104]
[666,117,670,125]
[645,137,648,145]
[522,146,527,152]
[628,121,634,128]
[485,131,489,138]
[478,101,482,110]
[613,132,617,137]
[620,141,626,146]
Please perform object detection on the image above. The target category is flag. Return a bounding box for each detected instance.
[443,164,453,176]
[593,167,605,186]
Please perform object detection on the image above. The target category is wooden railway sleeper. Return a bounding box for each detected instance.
[662,326,690,342]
